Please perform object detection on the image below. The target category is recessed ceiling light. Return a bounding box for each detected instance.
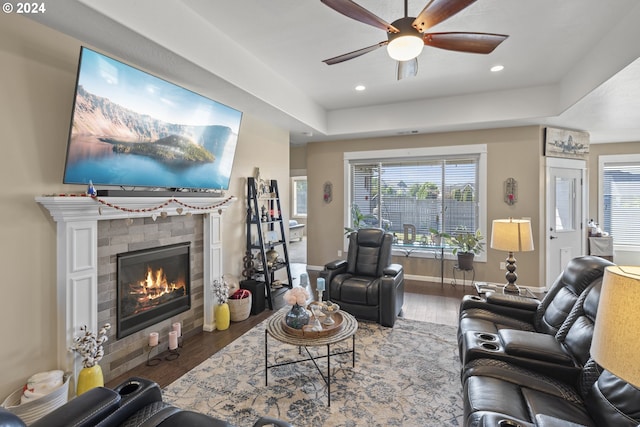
[491,65,504,72]
[355,85,366,91]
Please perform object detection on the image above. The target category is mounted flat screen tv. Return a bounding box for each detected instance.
[63,47,242,191]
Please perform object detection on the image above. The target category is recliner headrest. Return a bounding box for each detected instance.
[561,256,614,296]
[356,228,385,247]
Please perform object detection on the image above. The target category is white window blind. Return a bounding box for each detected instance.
[348,155,480,241]
[602,162,640,246]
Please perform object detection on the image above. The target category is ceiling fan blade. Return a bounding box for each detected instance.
[323,41,388,65]
[423,32,508,54]
[413,0,478,33]
[397,59,418,80]
[321,0,399,33]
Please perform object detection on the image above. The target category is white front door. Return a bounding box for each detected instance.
[546,158,586,288]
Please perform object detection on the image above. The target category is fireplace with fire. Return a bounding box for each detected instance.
[117,242,191,339]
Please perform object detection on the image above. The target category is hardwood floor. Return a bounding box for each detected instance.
[106,265,470,389]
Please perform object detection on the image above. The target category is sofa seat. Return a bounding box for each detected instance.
[465,368,592,426]
[462,358,640,427]
[332,274,381,305]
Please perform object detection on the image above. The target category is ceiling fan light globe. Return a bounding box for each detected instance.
[387,35,424,61]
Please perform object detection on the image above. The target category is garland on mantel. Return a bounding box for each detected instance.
[90,195,235,214]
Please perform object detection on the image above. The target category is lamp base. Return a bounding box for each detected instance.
[503,251,520,294]
[502,283,521,294]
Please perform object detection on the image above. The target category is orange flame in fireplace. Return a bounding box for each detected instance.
[129,266,186,313]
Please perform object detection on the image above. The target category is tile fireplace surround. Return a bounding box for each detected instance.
[36,195,235,385]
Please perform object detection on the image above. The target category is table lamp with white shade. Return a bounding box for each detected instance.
[590,265,640,389]
[490,218,534,294]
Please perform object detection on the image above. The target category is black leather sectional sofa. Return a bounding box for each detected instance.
[0,377,291,427]
[457,256,640,427]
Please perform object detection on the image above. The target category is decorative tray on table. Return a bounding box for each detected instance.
[281,302,344,338]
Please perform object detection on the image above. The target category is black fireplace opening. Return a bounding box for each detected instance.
[117,242,191,339]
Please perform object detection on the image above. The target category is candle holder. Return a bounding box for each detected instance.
[317,289,324,302]
[165,347,180,361]
[146,344,162,366]
[166,331,181,360]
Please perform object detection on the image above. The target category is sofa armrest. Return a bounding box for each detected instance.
[319,260,348,301]
[383,263,402,277]
[325,259,347,271]
[379,265,404,327]
[30,386,120,427]
[459,292,540,324]
[486,292,540,311]
[96,377,164,427]
[498,330,574,366]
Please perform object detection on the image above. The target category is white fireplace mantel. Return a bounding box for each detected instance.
[36,195,235,384]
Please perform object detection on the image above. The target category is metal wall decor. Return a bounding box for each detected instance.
[504,177,517,205]
[323,181,333,203]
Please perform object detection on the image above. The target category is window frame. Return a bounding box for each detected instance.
[291,175,307,219]
[598,154,640,252]
[343,144,487,261]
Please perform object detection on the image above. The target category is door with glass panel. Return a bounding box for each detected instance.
[546,160,585,288]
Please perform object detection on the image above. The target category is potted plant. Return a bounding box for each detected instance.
[344,204,365,235]
[448,228,484,270]
[429,228,450,246]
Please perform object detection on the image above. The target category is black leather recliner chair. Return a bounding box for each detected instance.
[319,228,404,327]
[457,256,613,349]
[0,377,291,427]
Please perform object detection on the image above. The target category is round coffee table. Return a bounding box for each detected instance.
[264,307,358,406]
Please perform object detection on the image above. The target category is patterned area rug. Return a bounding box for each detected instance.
[163,317,463,426]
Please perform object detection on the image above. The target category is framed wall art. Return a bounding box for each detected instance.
[544,127,590,159]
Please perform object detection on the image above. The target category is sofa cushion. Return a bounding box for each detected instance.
[332,274,380,305]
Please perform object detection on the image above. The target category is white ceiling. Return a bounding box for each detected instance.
[29,0,640,145]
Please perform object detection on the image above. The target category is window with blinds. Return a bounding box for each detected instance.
[348,154,480,246]
[602,161,640,247]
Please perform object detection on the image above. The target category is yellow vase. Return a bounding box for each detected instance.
[76,364,104,396]
[215,303,230,331]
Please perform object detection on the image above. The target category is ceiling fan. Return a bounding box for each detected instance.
[321,0,508,80]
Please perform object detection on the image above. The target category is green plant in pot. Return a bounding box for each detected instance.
[429,228,450,246]
[448,228,484,270]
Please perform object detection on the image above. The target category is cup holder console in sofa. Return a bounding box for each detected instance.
[0,377,292,427]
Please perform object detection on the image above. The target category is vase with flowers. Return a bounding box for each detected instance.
[211,278,230,331]
[70,323,111,396]
[283,286,310,329]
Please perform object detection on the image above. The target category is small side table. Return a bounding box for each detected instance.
[474,282,538,299]
[452,265,475,289]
